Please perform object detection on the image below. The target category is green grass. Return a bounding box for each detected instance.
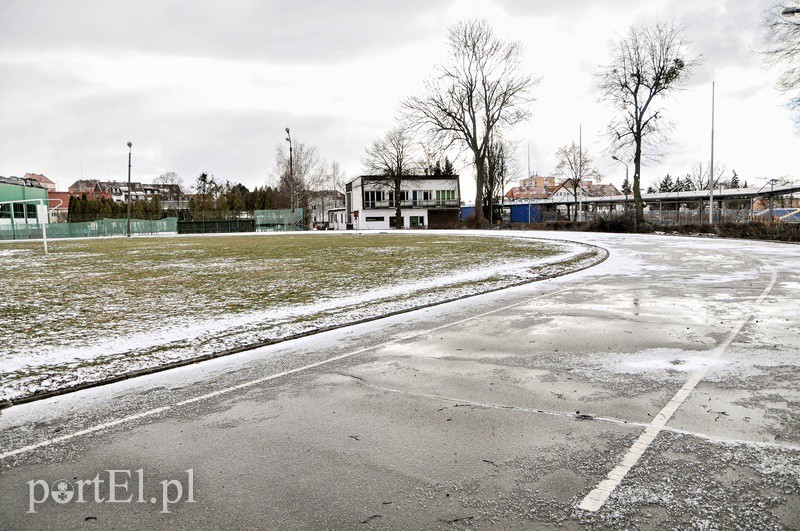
[1,233,561,353]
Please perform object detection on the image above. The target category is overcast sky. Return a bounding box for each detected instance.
[1,0,797,199]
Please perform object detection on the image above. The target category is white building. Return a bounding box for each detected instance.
[308,190,345,229]
[339,174,460,230]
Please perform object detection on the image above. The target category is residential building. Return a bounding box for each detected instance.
[23,173,56,191]
[549,181,620,201]
[47,191,72,222]
[343,174,460,230]
[519,174,556,189]
[67,179,184,208]
[506,174,560,202]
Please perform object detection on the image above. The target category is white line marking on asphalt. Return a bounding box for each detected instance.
[350,379,800,452]
[578,269,779,513]
[1,278,599,461]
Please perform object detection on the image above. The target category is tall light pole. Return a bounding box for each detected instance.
[709,81,716,225]
[578,125,583,223]
[285,128,294,212]
[612,155,629,212]
[126,141,132,237]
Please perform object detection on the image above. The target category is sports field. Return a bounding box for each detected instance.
[0,232,600,401]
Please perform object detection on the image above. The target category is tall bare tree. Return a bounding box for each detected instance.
[153,171,185,201]
[404,19,538,224]
[688,161,728,191]
[597,21,700,224]
[764,2,800,123]
[554,142,603,221]
[362,125,418,229]
[273,141,325,213]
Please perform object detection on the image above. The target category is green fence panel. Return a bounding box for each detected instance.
[253,209,305,231]
[0,217,178,240]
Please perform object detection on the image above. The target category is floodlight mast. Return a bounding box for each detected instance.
[126,141,132,237]
[285,128,294,213]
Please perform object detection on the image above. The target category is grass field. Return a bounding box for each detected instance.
[0,232,598,401]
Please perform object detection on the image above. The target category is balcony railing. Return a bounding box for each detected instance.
[364,199,459,209]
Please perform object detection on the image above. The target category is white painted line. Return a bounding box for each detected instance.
[1,278,600,461]
[578,269,778,513]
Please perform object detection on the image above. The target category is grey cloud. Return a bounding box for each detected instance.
[0,0,439,64]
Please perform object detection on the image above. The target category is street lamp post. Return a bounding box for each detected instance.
[612,156,629,213]
[709,81,716,225]
[126,141,132,237]
[285,128,294,212]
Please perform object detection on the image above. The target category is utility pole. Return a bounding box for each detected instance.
[285,128,294,212]
[578,125,583,223]
[709,81,715,225]
[126,141,132,237]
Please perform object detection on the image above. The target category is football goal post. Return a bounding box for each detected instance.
[0,198,52,254]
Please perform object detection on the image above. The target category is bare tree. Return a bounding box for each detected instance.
[362,125,418,229]
[764,2,800,122]
[153,171,185,201]
[484,139,517,223]
[688,161,728,191]
[313,161,346,227]
[273,141,325,213]
[403,19,538,224]
[554,142,603,221]
[597,21,700,224]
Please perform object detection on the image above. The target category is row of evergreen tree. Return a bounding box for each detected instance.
[645,171,748,194]
[66,179,292,223]
[67,195,166,223]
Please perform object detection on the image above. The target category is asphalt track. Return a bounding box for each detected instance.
[1,231,798,529]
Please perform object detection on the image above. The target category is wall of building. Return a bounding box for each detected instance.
[0,182,49,226]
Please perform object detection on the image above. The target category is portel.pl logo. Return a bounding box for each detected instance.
[28,469,194,514]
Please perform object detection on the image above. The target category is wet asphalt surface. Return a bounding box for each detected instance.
[1,231,798,530]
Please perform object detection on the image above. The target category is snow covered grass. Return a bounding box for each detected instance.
[0,232,599,401]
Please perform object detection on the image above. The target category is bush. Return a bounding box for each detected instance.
[509,215,800,242]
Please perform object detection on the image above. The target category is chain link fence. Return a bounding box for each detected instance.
[0,218,177,240]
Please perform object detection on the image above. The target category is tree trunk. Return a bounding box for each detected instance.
[633,132,644,226]
[394,174,402,229]
[474,155,486,223]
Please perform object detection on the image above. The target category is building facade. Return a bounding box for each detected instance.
[0,176,49,229]
[68,179,182,206]
[342,175,460,230]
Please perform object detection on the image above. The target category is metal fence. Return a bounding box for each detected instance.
[254,209,305,231]
[0,217,177,240]
[177,219,255,234]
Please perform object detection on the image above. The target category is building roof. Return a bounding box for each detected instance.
[0,175,47,189]
[352,174,459,185]
[24,173,55,185]
[508,183,800,206]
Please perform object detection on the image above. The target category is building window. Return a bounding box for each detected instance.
[13,204,25,218]
[436,190,456,205]
[409,216,425,228]
[387,190,409,206]
[26,204,38,219]
[364,190,384,208]
[365,216,385,222]
[0,204,10,218]
[422,191,432,202]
